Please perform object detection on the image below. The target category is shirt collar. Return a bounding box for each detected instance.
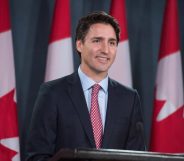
[78,66,108,93]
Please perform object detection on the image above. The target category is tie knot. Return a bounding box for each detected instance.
[92,84,101,95]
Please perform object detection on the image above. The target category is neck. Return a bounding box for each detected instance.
[80,66,107,83]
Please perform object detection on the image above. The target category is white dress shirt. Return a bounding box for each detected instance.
[78,67,108,131]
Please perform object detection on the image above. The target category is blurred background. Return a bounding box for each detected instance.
[1,0,184,160]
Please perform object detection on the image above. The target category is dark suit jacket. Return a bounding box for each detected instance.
[26,72,145,161]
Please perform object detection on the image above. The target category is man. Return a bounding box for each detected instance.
[26,11,145,161]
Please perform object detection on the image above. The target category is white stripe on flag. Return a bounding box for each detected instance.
[0,30,15,97]
[45,37,73,81]
[156,51,184,121]
[109,40,132,87]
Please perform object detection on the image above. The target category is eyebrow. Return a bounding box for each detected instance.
[108,38,117,42]
[91,37,117,42]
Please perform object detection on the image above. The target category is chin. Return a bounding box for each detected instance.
[96,68,109,74]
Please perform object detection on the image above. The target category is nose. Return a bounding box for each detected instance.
[101,41,109,54]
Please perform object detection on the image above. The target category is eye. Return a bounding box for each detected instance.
[109,41,117,46]
[92,39,101,43]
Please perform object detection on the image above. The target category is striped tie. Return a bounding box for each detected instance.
[90,84,103,149]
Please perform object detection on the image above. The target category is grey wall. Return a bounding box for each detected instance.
[9,0,184,160]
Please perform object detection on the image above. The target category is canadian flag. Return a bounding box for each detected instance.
[109,0,132,87]
[45,0,73,81]
[0,0,20,160]
[150,0,184,153]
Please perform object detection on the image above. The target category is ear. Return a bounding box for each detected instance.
[76,40,83,53]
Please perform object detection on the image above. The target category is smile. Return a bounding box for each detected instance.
[96,56,109,63]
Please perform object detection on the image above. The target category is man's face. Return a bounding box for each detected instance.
[76,23,117,79]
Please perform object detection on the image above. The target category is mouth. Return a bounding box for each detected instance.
[96,56,109,64]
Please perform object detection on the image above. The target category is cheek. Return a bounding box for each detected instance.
[81,48,94,63]
[90,45,100,53]
[86,47,99,58]
[111,48,117,58]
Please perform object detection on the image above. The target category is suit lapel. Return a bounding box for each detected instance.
[102,79,120,148]
[66,72,95,147]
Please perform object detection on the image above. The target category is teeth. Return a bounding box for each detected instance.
[99,57,106,59]
[97,57,108,62]
[97,56,108,60]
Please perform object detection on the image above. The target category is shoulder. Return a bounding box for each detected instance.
[38,72,78,95]
[108,78,140,103]
[109,78,138,95]
[109,78,141,113]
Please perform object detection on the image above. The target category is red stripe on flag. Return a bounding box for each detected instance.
[151,99,184,152]
[110,0,128,41]
[0,89,19,139]
[49,0,71,43]
[150,0,184,153]
[0,0,11,32]
[159,0,180,60]
[0,144,17,161]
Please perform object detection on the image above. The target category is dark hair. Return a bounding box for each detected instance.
[75,11,120,55]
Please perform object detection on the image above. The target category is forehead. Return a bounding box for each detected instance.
[85,23,116,39]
